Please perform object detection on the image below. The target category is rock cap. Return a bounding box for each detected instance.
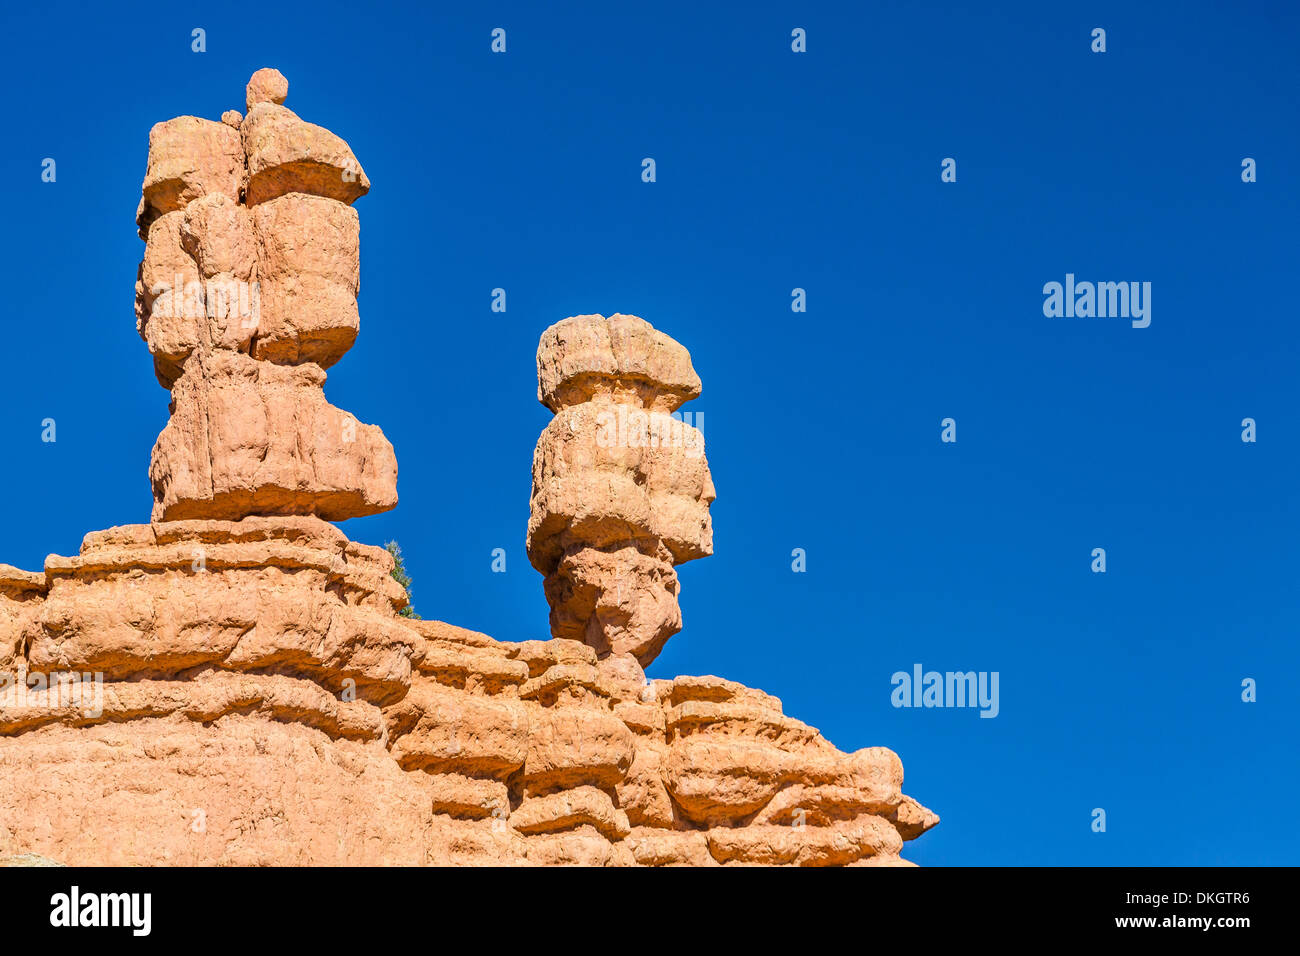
[537,314,702,413]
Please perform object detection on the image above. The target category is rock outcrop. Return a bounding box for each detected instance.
[135,69,391,521]
[0,71,936,866]
[527,314,715,666]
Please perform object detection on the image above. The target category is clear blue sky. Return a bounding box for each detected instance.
[2,1,1296,866]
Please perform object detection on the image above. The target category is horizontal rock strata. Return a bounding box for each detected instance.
[0,522,936,865]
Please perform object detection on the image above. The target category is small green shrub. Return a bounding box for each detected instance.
[385,540,421,620]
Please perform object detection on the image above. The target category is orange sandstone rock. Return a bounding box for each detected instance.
[250,193,361,366]
[245,67,289,112]
[1,519,937,864]
[241,103,369,207]
[528,314,715,666]
[134,71,394,521]
[149,351,397,522]
[0,70,937,868]
[138,116,242,239]
[536,312,702,413]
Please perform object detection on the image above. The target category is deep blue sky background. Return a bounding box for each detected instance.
[2,1,1297,865]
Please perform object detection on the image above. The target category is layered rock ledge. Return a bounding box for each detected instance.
[0,519,936,865]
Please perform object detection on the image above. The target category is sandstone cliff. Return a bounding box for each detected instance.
[0,71,936,866]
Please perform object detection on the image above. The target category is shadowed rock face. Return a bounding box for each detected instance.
[0,71,937,867]
[528,314,716,666]
[134,70,392,523]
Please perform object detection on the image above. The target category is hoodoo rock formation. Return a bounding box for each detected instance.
[137,67,392,522]
[527,313,716,666]
[0,71,937,866]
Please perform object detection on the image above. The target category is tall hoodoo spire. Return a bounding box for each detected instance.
[527,313,716,666]
[135,70,394,523]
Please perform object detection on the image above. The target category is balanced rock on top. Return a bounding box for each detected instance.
[245,67,289,112]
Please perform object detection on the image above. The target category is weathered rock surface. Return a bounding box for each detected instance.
[0,70,936,867]
[250,193,361,366]
[138,117,242,240]
[245,67,289,112]
[0,853,63,867]
[242,103,369,207]
[1,530,937,864]
[150,351,396,522]
[134,71,394,519]
[536,312,703,413]
[528,314,715,666]
[0,566,44,674]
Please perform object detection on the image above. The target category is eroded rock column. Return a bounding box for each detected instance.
[136,69,394,522]
[527,314,716,666]
[0,70,939,868]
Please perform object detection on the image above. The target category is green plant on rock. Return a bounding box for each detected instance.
[385,540,421,619]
